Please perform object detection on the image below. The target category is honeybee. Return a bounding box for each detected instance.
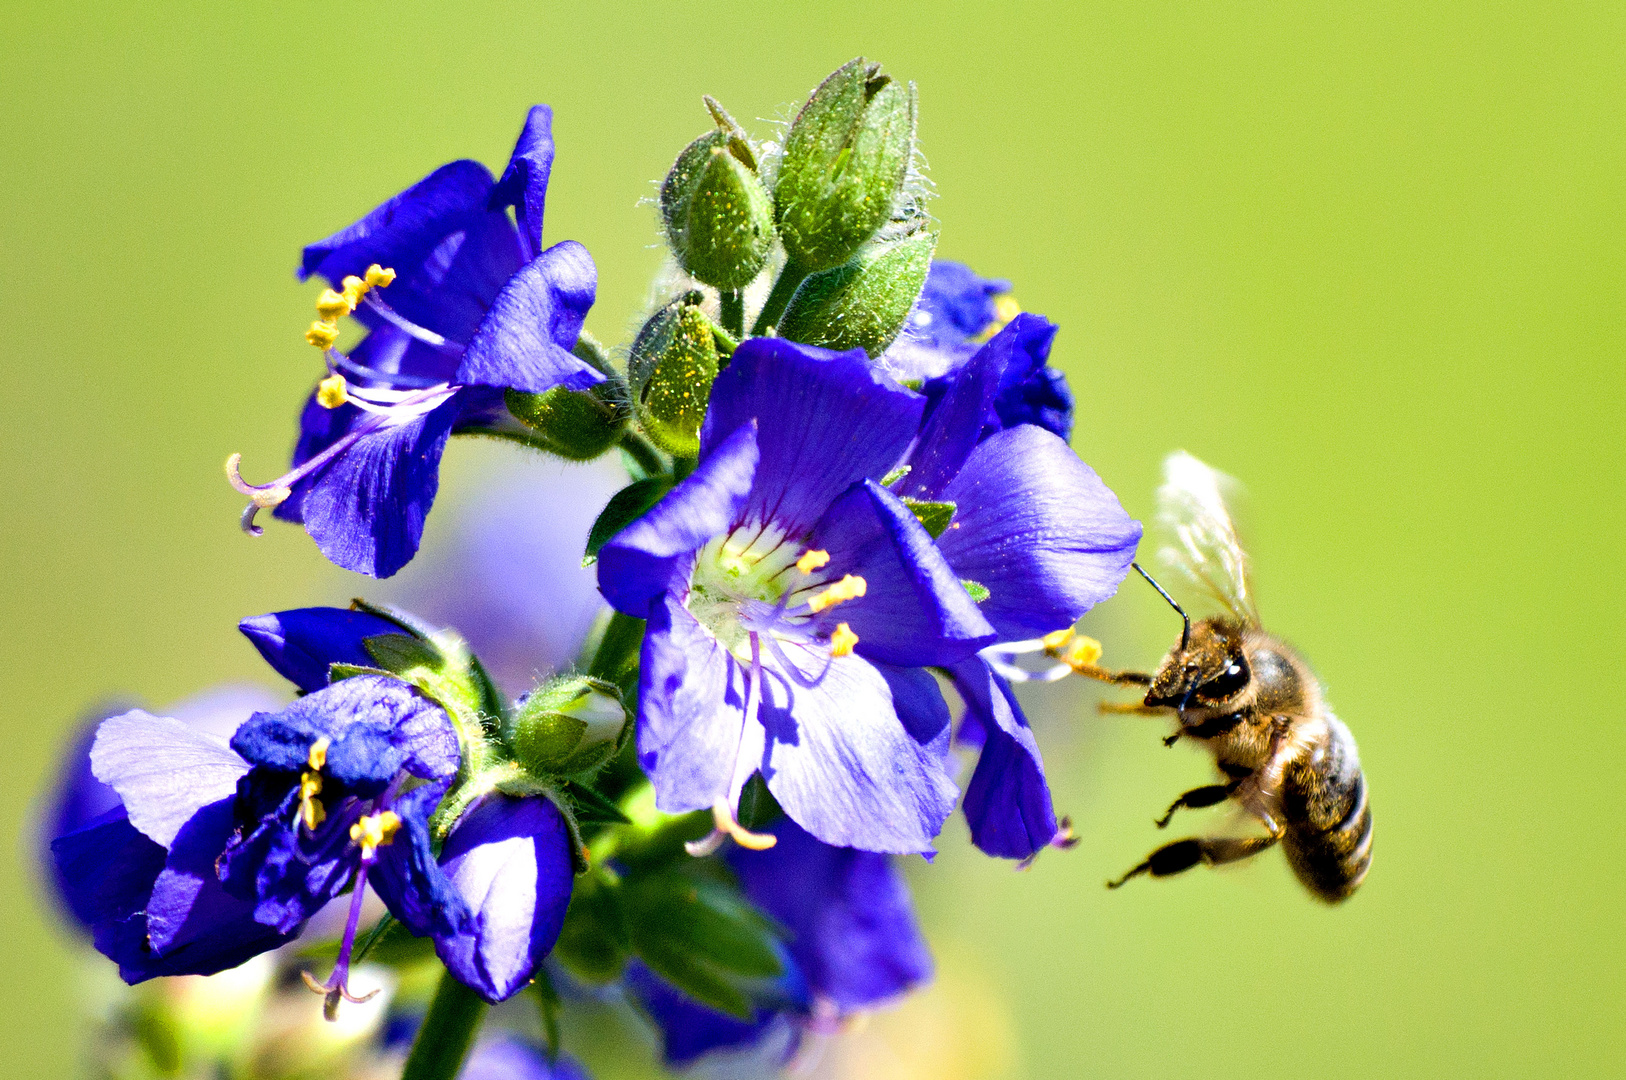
[1079,452,1372,903]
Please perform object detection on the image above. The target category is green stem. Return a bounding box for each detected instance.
[749,259,812,336]
[618,431,666,479]
[401,969,488,1080]
[588,611,646,684]
[719,289,744,339]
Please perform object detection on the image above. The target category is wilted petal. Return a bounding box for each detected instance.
[90,711,249,848]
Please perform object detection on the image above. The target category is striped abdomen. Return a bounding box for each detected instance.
[1281,716,1372,903]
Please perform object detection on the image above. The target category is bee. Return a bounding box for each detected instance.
[1076,452,1372,903]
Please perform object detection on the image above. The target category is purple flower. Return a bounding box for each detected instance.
[460,1035,592,1080]
[882,261,1074,441]
[630,817,930,1066]
[228,106,603,578]
[597,340,994,854]
[900,317,1142,859]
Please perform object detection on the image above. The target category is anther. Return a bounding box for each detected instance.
[340,275,368,310]
[796,549,831,574]
[363,264,396,288]
[1062,635,1104,672]
[349,810,402,859]
[315,289,352,320]
[829,622,859,657]
[306,320,340,349]
[316,374,349,409]
[807,574,867,613]
[1041,628,1074,653]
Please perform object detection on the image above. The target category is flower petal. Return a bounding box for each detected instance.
[700,339,923,536]
[949,660,1059,860]
[936,425,1142,640]
[728,817,933,1011]
[429,795,575,1003]
[490,105,556,257]
[297,392,462,579]
[635,595,753,815]
[369,785,472,939]
[598,422,759,617]
[454,241,601,394]
[809,479,995,667]
[49,808,165,932]
[89,710,249,848]
[755,642,959,854]
[461,1035,592,1080]
[238,607,403,693]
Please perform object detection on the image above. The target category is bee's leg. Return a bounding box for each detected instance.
[1097,701,1169,717]
[1105,834,1279,889]
[1071,664,1153,687]
[1154,781,1242,828]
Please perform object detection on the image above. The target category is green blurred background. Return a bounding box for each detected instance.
[3,1,1622,1076]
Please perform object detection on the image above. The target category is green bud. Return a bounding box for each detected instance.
[775,57,918,271]
[628,295,722,457]
[505,369,629,461]
[661,97,775,290]
[504,675,629,777]
[776,229,936,356]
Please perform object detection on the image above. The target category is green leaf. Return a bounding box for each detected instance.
[632,938,755,1020]
[901,496,956,538]
[962,578,991,603]
[584,477,676,566]
[564,780,633,826]
[625,872,785,980]
[552,873,630,984]
[532,969,562,1063]
[735,772,783,831]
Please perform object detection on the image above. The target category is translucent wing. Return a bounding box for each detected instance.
[1154,451,1259,625]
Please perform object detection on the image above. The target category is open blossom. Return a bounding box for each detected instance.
[629,817,931,1068]
[228,105,603,578]
[598,339,991,854]
[900,313,1141,859]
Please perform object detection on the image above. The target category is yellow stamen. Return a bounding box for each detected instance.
[795,548,831,574]
[340,275,368,310]
[1063,635,1104,672]
[349,810,402,858]
[298,737,332,832]
[306,320,340,349]
[829,622,859,657]
[972,293,1023,343]
[307,736,331,770]
[315,288,353,320]
[364,264,396,288]
[316,374,349,409]
[807,574,867,613]
[1041,628,1075,653]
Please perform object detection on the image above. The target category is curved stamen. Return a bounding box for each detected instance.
[329,347,450,390]
[362,293,466,357]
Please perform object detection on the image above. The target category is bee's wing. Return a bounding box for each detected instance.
[1154,451,1260,625]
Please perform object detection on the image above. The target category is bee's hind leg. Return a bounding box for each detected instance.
[1105,834,1278,890]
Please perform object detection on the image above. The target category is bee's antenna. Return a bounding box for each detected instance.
[1132,562,1190,651]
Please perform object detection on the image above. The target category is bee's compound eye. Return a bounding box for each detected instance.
[1196,654,1250,702]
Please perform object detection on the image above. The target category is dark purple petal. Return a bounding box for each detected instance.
[990,319,1072,441]
[219,774,363,933]
[754,642,959,854]
[625,962,797,1067]
[728,818,933,1011]
[454,241,601,394]
[903,316,1049,499]
[936,425,1142,640]
[145,798,299,960]
[50,809,165,932]
[430,795,575,1003]
[369,785,472,939]
[89,710,249,848]
[598,423,759,617]
[297,393,462,579]
[239,607,403,693]
[230,675,459,792]
[635,595,753,815]
[808,480,995,667]
[490,105,557,258]
[949,660,1058,860]
[700,340,923,536]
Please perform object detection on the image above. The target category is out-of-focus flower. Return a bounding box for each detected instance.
[629,817,930,1069]
[227,106,603,578]
[598,339,991,854]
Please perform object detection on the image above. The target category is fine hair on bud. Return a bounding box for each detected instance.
[777,229,937,357]
[659,98,775,290]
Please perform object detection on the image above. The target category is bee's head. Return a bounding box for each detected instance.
[1145,618,1252,711]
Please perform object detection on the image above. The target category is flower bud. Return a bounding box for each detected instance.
[776,229,936,357]
[627,295,722,457]
[774,57,918,272]
[504,336,630,460]
[504,675,629,777]
[660,98,775,290]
